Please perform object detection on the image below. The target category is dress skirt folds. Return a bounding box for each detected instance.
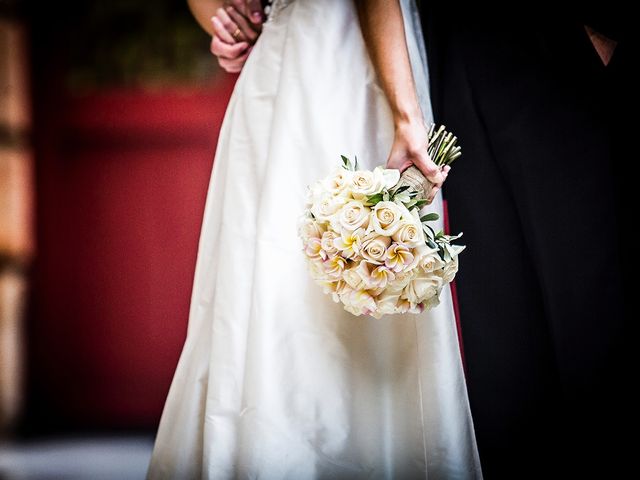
[146,1,483,478]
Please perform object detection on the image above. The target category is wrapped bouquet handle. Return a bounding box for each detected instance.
[395,124,462,201]
[395,165,433,201]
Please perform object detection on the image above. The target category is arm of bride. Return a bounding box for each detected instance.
[188,0,263,72]
[355,0,448,202]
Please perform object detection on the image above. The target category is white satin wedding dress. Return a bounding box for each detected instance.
[146,1,482,478]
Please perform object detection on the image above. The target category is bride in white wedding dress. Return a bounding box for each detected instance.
[146,0,482,478]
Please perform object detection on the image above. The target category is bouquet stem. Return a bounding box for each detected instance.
[395,124,461,201]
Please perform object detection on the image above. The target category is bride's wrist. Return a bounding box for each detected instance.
[393,112,424,133]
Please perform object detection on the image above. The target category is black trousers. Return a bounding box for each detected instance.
[421,9,635,479]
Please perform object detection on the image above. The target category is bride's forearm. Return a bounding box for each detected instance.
[354,0,423,127]
[188,0,225,35]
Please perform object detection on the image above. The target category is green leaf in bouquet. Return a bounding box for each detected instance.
[420,213,440,223]
[413,199,430,209]
[383,190,390,202]
[340,155,356,171]
[354,155,359,170]
[366,193,384,205]
[423,224,436,240]
[392,185,411,195]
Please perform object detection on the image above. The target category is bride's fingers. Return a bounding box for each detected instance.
[218,53,249,72]
[226,6,260,42]
[416,159,446,184]
[224,0,263,24]
[211,16,236,44]
[215,7,245,42]
[210,35,249,59]
[427,185,440,204]
[245,0,264,24]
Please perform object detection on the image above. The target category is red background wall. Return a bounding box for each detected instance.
[26,76,237,430]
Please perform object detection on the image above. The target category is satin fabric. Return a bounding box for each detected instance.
[146,1,482,478]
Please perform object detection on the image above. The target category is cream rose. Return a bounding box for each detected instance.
[298,216,324,240]
[361,234,391,265]
[320,230,339,255]
[420,252,444,273]
[336,200,370,231]
[392,221,425,248]
[307,257,327,281]
[438,256,459,283]
[323,168,354,195]
[402,272,443,304]
[375,289,402,317]
[350,169,385,199]
[371,201,404,236]
[345,288,377,316]
[311,194,348,222]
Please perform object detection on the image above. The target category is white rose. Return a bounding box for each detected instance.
[438,256,459,283]
[320,230,339,255]
[375,290,402,316]
[421,252,444,273]
[389,268,416,290]
[371,201,404,236]
[335,200,370,231]
[311,194,348,222]
[323,168,354,195]
[392,221,425,248]
[346,289,377,316]
[350,169,385,199]
[343,266,366,290]
[307,257,328,281]
[360,234,391,265]
[298,216,325,240]
[402,271,443,304]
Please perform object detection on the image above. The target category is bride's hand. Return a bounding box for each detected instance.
[210,4,262,73]
[387,119,451,204]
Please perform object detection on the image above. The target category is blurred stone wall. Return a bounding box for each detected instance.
[0,5,33,434]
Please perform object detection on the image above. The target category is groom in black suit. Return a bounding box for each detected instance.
[420,5,635,478]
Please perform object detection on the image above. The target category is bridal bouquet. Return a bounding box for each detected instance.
[298,125,464,318]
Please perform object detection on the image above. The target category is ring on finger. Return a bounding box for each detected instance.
[232,27,242,41]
